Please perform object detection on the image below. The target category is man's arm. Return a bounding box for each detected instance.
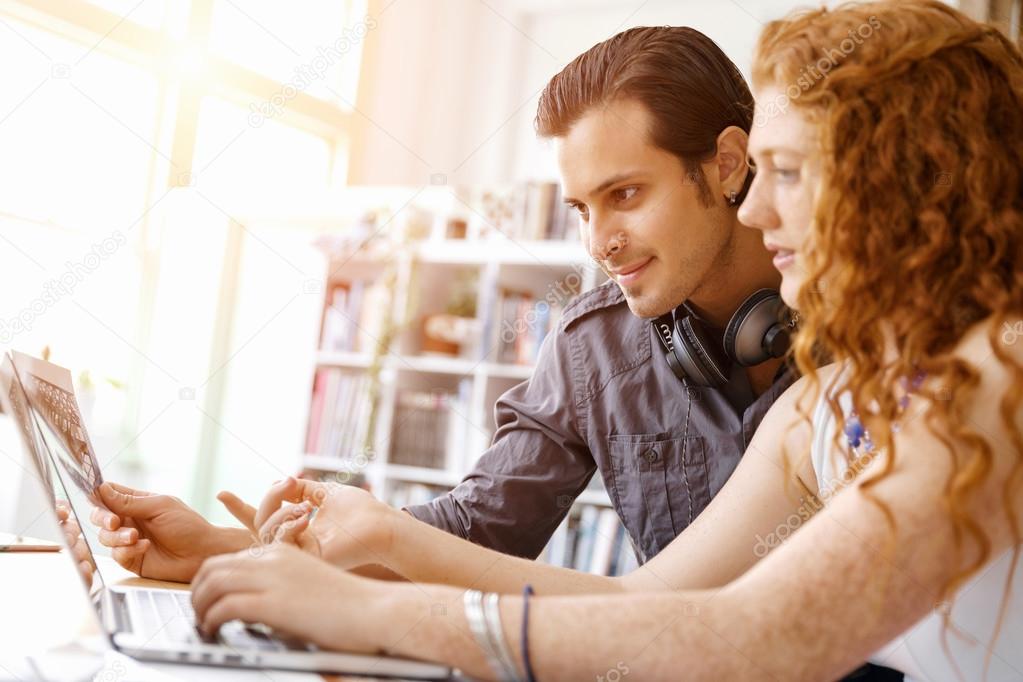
[405,326,596,559]
[338,372,821,595]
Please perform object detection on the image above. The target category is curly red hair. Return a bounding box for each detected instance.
[752,0,1023,668]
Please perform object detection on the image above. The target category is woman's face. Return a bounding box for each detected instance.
[737,85,821,309]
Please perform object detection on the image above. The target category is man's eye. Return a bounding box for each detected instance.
[570,202,589,218]
[611,187,638,203]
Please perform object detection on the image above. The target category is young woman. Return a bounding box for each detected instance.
[188,2,1023,679]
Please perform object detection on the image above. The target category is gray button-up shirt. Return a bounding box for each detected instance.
[406,280,796,563]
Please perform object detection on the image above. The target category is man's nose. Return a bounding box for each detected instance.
[588,217,628,262]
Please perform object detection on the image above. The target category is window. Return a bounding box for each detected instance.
[0,0,367,511]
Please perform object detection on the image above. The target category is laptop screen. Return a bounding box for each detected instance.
[0,352,107,597]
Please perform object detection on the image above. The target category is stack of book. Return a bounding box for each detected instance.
[388,379,472,470]
[494,290,566,365]
[319,279,389,353]
[472,182,579,242]
[541,506,639,577]
[304,368,374,459]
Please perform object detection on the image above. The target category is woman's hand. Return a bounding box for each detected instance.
[219,477,401,571]
[190,543,395,653]
[56,500,95,589]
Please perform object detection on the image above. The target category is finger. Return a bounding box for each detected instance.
[61,517,82,537]
[192,551,248,591]
[78,561,94,588]
[55,503,70,523]
[201,593,261,637]
[111,539,150,571]
[275,509,311,546]
[258,503,311,545]
[105,481,155,497]
[191,559,262,623]
[97,527,139,548]
[90,505,121,531]
[217,491,258,533]
[99,482,165,518]
[254,477,303,531]
[70,535,91,565]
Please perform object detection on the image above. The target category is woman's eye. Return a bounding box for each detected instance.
[773,168,800,182]
[611,187,638,203]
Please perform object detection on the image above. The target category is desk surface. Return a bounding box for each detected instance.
[0,549,449,682]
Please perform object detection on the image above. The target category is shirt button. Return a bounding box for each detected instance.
[643,448,659,463]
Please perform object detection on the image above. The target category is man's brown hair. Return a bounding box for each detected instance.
[535,26,754,204]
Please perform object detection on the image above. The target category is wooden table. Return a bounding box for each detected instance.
[0,548,459,681]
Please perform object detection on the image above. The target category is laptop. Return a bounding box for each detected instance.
[0,351,449,679]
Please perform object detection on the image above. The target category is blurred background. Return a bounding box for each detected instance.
[0,0,1015,569]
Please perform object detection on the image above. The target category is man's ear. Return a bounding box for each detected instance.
[713,125,750,198]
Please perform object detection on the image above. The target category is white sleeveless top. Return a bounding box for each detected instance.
[810,380,1023,681]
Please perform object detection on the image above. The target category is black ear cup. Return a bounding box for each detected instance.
[672,316,730,388]
[722,289,791,367]
[653,289,792,388]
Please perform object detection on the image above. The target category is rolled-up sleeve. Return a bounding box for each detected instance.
[404,324,594,559]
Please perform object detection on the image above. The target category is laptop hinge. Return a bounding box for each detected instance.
[99,588,128,634]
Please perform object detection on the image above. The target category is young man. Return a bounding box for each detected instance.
[94,26,789,575]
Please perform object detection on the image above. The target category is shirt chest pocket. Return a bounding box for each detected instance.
[607,433,711,562]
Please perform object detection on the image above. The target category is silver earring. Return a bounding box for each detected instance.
[727,190,738,206]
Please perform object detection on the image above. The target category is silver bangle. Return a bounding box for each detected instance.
[463,590,519,681]
[484,592,521,681]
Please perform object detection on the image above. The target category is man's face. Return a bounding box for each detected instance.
[555,98,738,319]
[738,86,819,309]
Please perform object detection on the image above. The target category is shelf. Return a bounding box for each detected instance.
[383,464,463,487]
[412,239,588,267]
[303,454,614,507]
[316,351,373,368]
[316,352,534,380]
[301,454,375,475]
[576,489,613,507]
[392,354,477,376]
[481,362,533,380]
[302,456,463,487]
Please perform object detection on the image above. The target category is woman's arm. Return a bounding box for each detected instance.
[364,342,1022,680]
[256,369,825,596]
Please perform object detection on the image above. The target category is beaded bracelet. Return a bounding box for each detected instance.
[521,585,537,682]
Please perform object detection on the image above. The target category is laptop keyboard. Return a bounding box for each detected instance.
[126,590,308,652]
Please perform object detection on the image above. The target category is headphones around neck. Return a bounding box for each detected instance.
[653,289,794,388]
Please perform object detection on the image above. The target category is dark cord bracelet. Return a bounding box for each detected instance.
[521,584,537,682]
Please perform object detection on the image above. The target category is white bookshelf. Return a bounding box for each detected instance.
[289,183,638,577]
[303,231,613,508]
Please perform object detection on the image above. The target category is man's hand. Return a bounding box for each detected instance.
[56,500,95,589]
[222,477,400,571]
[91,482,250,583]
